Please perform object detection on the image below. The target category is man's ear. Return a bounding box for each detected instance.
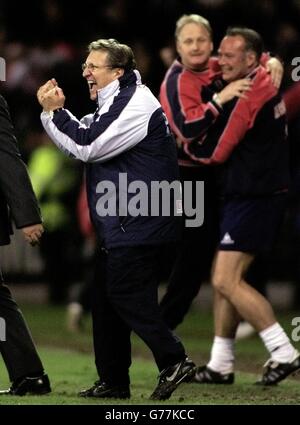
[115,68,124,79]
[246,51,257,68]
[176,40,182,57]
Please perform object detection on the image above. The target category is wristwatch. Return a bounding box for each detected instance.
[212,93,222,107]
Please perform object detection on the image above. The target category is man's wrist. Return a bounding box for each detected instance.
[44,108,63,118]
[212,93,223,108]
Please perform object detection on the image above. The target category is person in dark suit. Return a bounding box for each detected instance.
[0,93,51,396]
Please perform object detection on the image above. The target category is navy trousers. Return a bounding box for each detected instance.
[92,245,186,386]
[160,166,219,329]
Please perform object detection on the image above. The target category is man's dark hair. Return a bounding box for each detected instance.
[226,27,263,60]
[88,38,136,72]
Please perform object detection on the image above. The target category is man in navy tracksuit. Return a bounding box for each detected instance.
[186,28,300,385]
[37,39,195,400]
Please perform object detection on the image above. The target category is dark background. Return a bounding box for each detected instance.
[1,0,300,291]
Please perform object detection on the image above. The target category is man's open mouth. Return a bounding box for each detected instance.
[88,81,96,89]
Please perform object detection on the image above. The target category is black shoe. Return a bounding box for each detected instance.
[150,357,196,401]
[0,374,51,396]
[192,365,234,384]
[255,352,300,386]
[79,381,130,399]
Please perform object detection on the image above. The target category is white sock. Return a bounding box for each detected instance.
[207,336,235,374]
[259,322,298,363]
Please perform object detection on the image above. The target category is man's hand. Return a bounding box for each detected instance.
[21,224,44,246]
[266,57,283,89]
[37,79,57,105]
[37,79,65,112]
[217,78,253,105]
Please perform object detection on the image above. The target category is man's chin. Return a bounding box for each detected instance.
[189,59,209,71]
[222,74,232,82]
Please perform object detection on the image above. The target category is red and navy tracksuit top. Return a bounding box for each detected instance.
[185,66,289,197]
[160,57,224,168]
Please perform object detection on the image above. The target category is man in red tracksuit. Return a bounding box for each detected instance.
[159,14,281,331]
[186,27,300,386]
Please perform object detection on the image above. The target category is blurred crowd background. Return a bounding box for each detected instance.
[0,0,300,313]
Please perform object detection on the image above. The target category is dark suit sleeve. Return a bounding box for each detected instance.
[0,94,42,228]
